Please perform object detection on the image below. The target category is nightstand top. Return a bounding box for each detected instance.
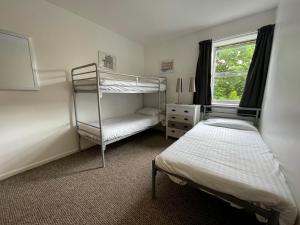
[167,103,200,107]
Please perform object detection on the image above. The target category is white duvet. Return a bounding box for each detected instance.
[78,114,161,143]
[155,121,297,225]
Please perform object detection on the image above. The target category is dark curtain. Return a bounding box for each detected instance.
[193,40,212,110]
[239,24,275,114]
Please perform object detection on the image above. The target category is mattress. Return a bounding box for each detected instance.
[155,121,297,225]
[74,78,166,93]
[78,113,161,143]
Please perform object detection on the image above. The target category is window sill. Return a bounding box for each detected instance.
[212,101,239,107]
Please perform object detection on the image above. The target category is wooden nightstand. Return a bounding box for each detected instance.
[166,104,201,139]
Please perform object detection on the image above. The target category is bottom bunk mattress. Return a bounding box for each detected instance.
[155,119,297,225]
[78,113,161,143]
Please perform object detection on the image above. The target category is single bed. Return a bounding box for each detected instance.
[74,77,166,93]
[153,118,297,225]
[78,113,163,144]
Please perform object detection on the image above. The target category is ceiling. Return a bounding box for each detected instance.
[46,0,279,45]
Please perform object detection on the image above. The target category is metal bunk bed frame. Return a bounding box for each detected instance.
[71,63,166,167]
[152,105,280,225]
[202,104,261,125]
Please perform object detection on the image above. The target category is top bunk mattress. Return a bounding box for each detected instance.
[155,120,297,225]
[74,78,166,93]
[78,113,162,143]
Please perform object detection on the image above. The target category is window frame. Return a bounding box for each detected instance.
[211,32,257,106]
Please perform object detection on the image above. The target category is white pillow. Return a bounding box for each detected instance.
[137,107,161,116]
[203,118,257,131]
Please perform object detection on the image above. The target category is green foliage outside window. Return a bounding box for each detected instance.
[213,42,255,101]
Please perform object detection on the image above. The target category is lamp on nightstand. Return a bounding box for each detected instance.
[189,77,196,93]
[176,77,183,104]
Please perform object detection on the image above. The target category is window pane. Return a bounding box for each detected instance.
[213,41,255,103]
[213,73,247,101]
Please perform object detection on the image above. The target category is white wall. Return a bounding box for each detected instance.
[261,0,300,222]
[144,9,276,105]
[0,0,144,180]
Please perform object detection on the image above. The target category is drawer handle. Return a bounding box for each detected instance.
[172,109,176,112]
[171,130,175,133]
[184,110,189,113]
[184,118,188,121]
[184,125,188,128]
[171,124,175,126]
[172,116,176,119]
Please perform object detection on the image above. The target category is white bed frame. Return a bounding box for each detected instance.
[71,63,166,167]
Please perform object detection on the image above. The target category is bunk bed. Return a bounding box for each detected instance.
[152,105,297,225]
[71,63,166,167]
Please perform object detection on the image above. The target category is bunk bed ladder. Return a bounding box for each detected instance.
[71,72,81,151]
[158,80,161,120]
[96,66,105,168]
[71,63,105,168]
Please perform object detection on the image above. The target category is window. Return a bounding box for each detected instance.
[212,34,257,104]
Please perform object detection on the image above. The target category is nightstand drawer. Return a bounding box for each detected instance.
[168,114,193,124]
[166,104,200,139]
[168,106,194,116]
[168,121,193,130]
[167,128,186,138]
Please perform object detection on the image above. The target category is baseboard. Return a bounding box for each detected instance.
[0,148,79,181]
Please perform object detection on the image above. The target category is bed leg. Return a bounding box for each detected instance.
[267,210,280,225]
[100,144,105,168]
[152,160,157,199]
[77,134,82,151]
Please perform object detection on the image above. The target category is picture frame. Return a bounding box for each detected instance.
[160,59,174,74]
[98,50,116,71]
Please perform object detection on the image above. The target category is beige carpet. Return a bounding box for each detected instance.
[0,130,261,225]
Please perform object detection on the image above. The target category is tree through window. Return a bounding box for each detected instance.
[212,36,256,104]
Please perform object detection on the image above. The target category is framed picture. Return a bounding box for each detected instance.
[160,60,174,73]
[98,50,116,71]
